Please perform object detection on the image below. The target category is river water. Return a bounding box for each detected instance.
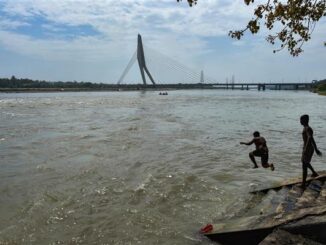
[0,90,325,244]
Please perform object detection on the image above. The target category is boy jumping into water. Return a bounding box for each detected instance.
[240,131,275,170]
[300,114,322,188]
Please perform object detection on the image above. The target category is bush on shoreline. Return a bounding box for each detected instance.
[313,79,326,95]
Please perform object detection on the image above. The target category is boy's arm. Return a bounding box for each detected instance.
[311,137,322,156]
[306,128,322,156]
[240,139,254,145]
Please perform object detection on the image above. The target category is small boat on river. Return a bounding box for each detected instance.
[202,171,326,245]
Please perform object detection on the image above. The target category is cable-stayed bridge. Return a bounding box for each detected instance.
[117,34,218,85]
[116,34,313,91]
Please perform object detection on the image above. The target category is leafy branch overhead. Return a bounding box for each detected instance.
[177,0,326,56]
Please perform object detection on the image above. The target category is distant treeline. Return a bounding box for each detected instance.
[0,76,115,89]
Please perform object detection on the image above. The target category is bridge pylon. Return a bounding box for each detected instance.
[117,34,155,85]
[137,34,155,85]
[200,70,204,83]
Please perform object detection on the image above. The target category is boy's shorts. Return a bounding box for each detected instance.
[253,149,269,165]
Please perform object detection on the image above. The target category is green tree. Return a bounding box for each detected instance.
[177,0,326,56]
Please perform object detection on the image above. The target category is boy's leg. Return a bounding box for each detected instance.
[302,152,318,177]
[301,161,308,188]
[261,154,274,171]
[307,163,318,177]
[249,151,258,168]
[270,163,275,171]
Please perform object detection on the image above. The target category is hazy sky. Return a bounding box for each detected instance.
[0,0,325,84]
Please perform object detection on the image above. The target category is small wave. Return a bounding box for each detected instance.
[95,187,107,195]
[36,164,55,172]
[135,183,146,192]
[80,135,95,139]
[44,192,61,203]
[1,112,15,117]
[89,126,100,131]
[183,234,203,243]
[268,129,287,134]
[129,117,141,121]
[113,188,124,193]
[134,174,154,192]
[11,145,24,150]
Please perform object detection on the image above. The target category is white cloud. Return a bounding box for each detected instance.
[0,17,29,29]
[0,0,254,38]
[0,0,324,83]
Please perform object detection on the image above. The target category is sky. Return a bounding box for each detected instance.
[0,0,325,84]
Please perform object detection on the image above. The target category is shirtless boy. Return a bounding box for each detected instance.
[300,114,322,188]
[240,131,275,171]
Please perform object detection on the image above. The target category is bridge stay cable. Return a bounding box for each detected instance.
[117,51,137,84]
[144,45,219,84]
[144,46,201,83]
[145,55,200,83]
[145,50,204,84]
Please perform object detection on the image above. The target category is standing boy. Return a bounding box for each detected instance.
[300,114,322,188]
[240,131,274,170]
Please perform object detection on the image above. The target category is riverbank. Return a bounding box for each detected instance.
[317,86,326,96]
[204,172,326,244]
[317,85,326,96]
